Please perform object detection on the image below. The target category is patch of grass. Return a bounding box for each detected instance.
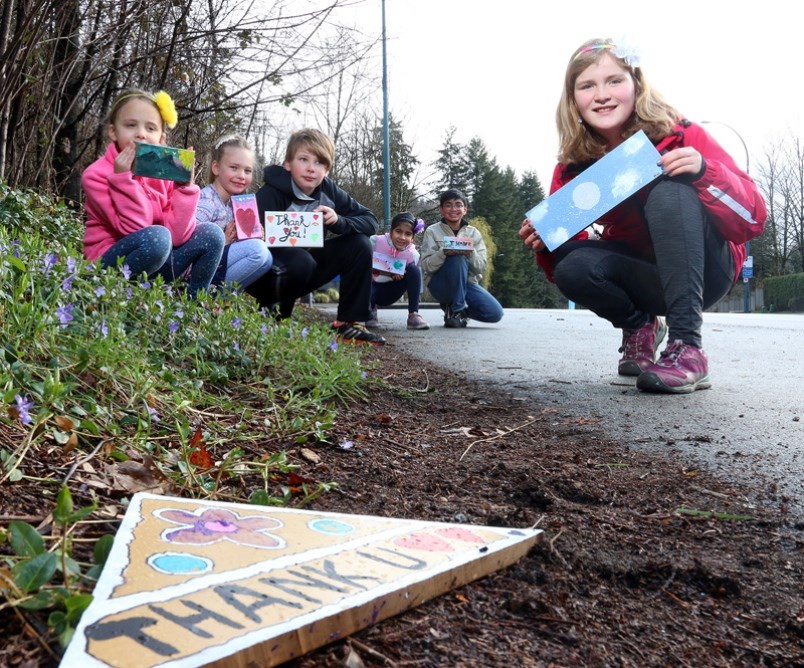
[0,183,376,642]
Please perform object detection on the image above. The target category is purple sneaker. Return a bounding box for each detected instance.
[618,317,667,376]
[636,340,711,394]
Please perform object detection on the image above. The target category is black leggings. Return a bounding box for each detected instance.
[551,180,735,348]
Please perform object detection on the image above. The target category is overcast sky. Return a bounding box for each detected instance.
[331,0,799,195]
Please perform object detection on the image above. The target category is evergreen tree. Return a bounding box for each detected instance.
[433,126,470,195]
[518,171,563,308]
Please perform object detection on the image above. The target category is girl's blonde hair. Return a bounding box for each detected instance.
[107,88,177,132]
[556,39,681,165]
[207,134,253,182]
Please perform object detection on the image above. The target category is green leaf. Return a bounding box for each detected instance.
[65,502,97,525]
[53,486,75,523]
[56,555,82,578]
[65,593,93,622]
[249,490,272,506]
[93,535,114,566]
[8,521,44,557]
[13,552,58,593]
[58,625,75,649]
[17,589,59,611]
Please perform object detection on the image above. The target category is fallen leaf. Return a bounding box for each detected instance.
[54,416,75,431]
[299,447,321,464]
[188,426,214,469]
[109,457,173,494]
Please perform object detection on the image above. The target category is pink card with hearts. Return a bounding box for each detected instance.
[231,194,263,240]
[263,210,324,247]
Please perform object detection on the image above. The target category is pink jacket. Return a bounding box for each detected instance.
[81,143,199,261]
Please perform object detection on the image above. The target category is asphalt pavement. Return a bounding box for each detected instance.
[328,305,804,520]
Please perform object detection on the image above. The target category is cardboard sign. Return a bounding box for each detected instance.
[133,143,194,182]
[443,236,474,252]
[264,211,323,247]
[525,130,663,251]
[232,194,263,240]
[61,493,541,668]
[372,251,406,276]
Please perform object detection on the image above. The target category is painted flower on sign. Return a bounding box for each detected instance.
[155,507,285,549]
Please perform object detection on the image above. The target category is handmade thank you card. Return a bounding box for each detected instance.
[263,211,323,247]
[443,236,474,252]
[133,143,194,182]
[525,130,663,252]
[232,194,263,240]
[372,251,406,276]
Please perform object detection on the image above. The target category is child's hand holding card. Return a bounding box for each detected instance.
[231,194,263,240]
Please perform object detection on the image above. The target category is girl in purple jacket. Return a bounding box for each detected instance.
[81,89,223,297]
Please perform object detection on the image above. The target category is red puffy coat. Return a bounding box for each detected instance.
[536,120,767,283]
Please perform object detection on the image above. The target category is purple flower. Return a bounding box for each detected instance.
[233,341,240,351]
[126,287,133,300]
[301,327,309,339]
[14,394,34,426]
[100,320,108,338]
[165,286,174,297]
[174,309,184,319]
[42,253,58,273]
[94,286,106,298]
[337,440,354,450]
[56,303,74,327]
[329,340,338,352]
[147,406,160,423]
[415,218,425,234]
[361,371,368,379]
[121,265,131,280]
[140,281,151,290]
[232,317,242,330]
[260,324,268,335]
[61,275,74,291]
[169,320,180,333]
[66,257,77,274]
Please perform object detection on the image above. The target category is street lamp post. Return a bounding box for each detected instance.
[701,120,752,313]
[381,0,391,231]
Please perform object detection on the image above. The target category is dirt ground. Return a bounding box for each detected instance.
[1,341,803,667]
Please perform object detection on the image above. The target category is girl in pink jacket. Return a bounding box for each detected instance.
[81,89,224,297]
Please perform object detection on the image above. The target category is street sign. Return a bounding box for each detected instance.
[742,255,754,280]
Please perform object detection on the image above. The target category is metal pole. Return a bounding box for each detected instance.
[701,120,752,313]
[381,0,391,231]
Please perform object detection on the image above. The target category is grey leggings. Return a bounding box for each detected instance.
[551,180,735,348]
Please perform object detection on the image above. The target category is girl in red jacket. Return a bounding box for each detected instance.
[520,38,766,393]
[81,89,224,297]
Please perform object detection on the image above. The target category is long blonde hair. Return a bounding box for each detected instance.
[556,39,681,165]
[207,134,253,183]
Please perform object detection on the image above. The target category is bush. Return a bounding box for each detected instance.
[763,273,804,312]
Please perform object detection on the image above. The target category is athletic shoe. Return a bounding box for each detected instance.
[407,312,430,330]
[636,340,711,394]
[618,316,667,376]
[331,321,386,345]
[365,305,379,328]
[444,306,468,328]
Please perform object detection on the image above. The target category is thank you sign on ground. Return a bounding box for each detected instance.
[61,493,541,667]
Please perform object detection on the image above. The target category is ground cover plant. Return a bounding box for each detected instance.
[1,184,802,666]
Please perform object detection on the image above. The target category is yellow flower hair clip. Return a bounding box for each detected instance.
[152,90,178,130]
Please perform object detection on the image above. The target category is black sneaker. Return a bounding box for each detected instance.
[443,307,468,328]
[332,321,386,345]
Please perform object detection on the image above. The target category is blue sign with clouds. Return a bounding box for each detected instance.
[526,130,663,252]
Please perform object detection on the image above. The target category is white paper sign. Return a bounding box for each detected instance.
[263,211,324,247]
